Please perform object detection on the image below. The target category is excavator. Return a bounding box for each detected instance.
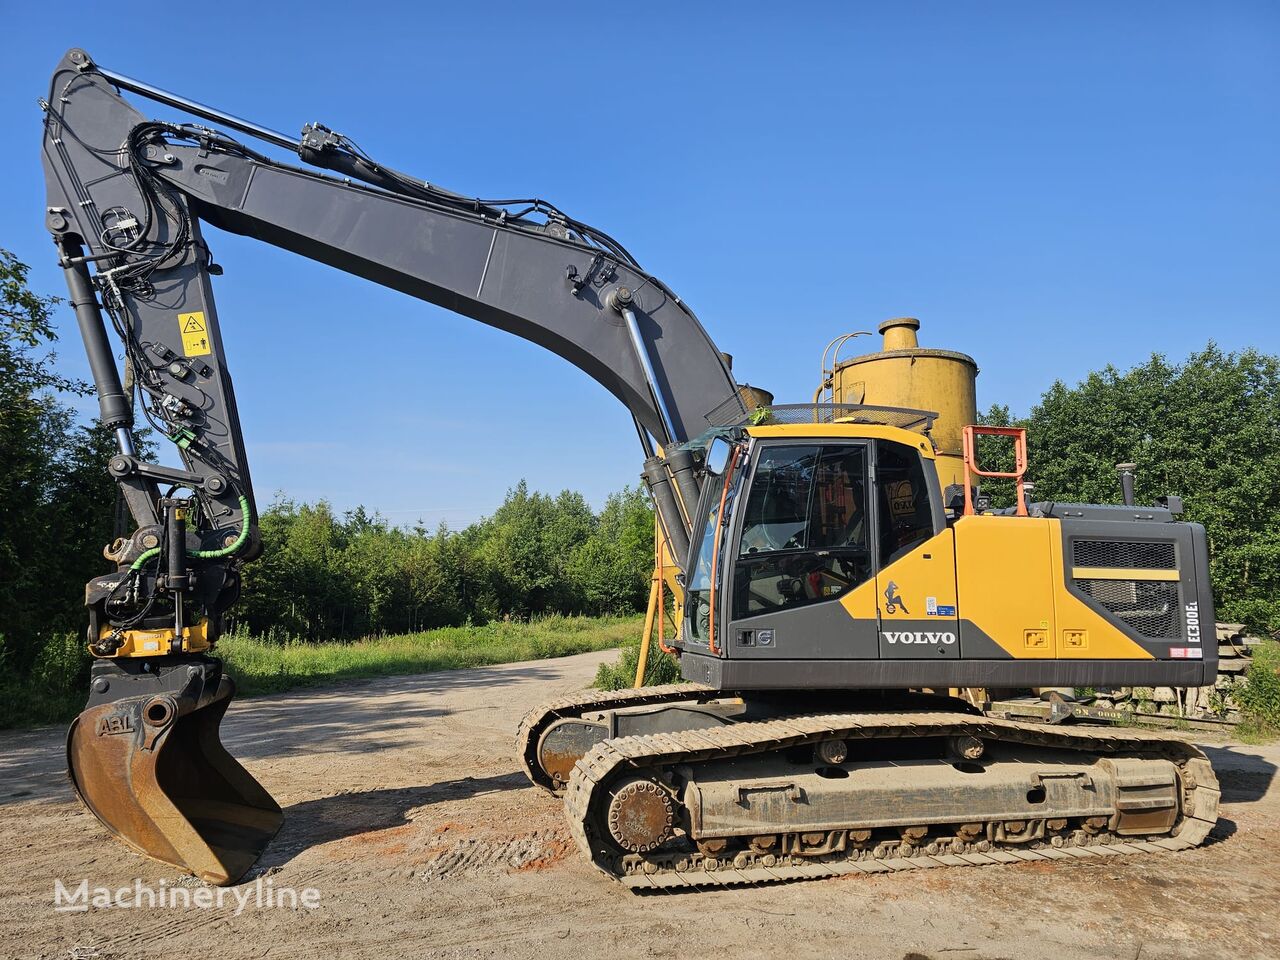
[40,48,1220,890]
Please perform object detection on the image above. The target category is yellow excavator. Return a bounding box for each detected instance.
[41,49,1219,889]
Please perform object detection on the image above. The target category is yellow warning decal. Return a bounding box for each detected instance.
[178,312,211,356]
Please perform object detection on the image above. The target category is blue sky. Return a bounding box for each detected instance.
[3,2,1276,528]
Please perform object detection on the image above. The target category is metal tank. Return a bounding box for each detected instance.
[828,318,978,489]
[720,353,775,412]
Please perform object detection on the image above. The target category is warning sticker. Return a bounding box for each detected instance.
[178,312,211,356]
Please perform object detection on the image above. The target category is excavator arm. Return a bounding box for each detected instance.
[44,48,742,585]
[41,47,743,884]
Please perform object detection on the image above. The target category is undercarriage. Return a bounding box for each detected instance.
[517,688,1220,889]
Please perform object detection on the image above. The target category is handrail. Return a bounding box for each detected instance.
[817,331,871,404]
[706,445,741,656]
[657,522,674,656]
[962,425,1029,517]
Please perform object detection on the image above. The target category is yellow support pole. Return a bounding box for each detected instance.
[635,514,683,688]
[635,515,668,688]
[634,573,660,688]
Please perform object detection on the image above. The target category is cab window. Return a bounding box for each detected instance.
[876,441,935,565]
[733,444,872,618]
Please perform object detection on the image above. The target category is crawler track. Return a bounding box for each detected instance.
[563,711,1220,890]
[515,683,717,793]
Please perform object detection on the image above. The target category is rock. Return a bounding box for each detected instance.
[1132,687,1155,700]
[1159,703,1182,716]
[1095,699,1114,709]
[1151,687,1178,703]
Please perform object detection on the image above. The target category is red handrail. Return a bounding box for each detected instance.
[962,425,1029,517]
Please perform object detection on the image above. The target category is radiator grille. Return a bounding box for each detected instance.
[1074,578,1181,639]
[1072,539,1176,569]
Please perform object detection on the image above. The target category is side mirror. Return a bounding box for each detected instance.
[704,436,733,476]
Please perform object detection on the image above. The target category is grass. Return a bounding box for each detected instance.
[219,614,641,697]
[0,615,641,728]
[1235,639,1280,743]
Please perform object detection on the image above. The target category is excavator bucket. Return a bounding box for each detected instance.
[67,657,282,886]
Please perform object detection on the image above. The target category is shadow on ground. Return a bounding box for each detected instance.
[1200,744,1277,803]
[0,658,579,804]
[219,660,570,759]
[260,772,528,868]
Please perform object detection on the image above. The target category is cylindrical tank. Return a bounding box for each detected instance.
[830,318,978,489]
[720,353,775,414]
[738,383,774,410]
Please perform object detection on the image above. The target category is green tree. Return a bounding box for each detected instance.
[569,487,654,614]
[0,249,119,722]
[401,521,469,630]
[474,480,597,617]
[232,479,654,643]
[235,498,357,639]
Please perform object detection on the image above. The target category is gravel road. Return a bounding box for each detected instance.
[2,649,1276,960]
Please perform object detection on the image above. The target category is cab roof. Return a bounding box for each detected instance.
[745,422,937,458]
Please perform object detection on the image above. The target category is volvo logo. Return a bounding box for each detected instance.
[882,631,956,645]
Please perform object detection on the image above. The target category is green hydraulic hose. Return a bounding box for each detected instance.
[129,495,251,572]
[191,495,252,559]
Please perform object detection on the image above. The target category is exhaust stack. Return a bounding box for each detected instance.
[1117,462,1137,507]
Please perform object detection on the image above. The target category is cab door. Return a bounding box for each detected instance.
[873,440,960,659]
[726,441,881,660]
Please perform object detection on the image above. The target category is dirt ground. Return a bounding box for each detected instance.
[2,650,1277,960]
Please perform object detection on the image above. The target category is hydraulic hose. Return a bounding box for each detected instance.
[129,495,251,571]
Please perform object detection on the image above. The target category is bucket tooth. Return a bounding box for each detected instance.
[66,656,281,886]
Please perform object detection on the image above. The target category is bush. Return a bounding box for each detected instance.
[232,484,656,643]
[1236,640,1280,738]
[0,631,89,728]
[594,640,683,690]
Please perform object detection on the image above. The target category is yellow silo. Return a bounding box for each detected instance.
[829,318,978,489]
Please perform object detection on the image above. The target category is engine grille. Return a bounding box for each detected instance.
[1072,539,1176,569]
[1074,578,1182,639]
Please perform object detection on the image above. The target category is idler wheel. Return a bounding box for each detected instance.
[606,779,675,853]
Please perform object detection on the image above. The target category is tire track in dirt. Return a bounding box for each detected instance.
[418,830,572,881]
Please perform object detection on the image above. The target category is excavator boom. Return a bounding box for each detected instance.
[42,47,739,884]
